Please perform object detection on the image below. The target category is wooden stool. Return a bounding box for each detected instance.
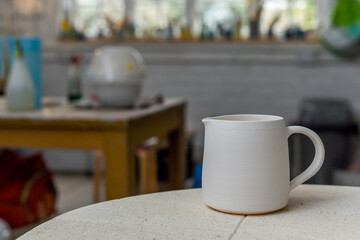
[93,137,159,202]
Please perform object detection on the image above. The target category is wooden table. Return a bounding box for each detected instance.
[18,185,360,240]
[0,98,186,200]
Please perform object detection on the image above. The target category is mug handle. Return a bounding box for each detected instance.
[287,126,325,191]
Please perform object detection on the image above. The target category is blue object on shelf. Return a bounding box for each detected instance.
[193,162,203,188]
[8,38,42,109]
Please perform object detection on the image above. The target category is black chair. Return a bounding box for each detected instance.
[291,98,358,184]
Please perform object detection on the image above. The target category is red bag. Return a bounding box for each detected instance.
[0,149,56,229]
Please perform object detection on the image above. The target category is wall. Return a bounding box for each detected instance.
[42,42,360,170]
[0,0,59,43]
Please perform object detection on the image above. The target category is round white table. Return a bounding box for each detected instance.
[19,185,360,240]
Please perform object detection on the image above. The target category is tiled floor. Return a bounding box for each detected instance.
[54,174,106,214]
[12,174,105,239]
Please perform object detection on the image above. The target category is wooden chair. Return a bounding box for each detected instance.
[93,137,159,202]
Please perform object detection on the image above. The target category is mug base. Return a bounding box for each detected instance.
[205,203,288,215]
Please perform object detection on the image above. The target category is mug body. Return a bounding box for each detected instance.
[202,114,290,214]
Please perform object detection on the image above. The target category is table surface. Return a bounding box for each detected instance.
[19,185,360,240]
[0,98,183,124]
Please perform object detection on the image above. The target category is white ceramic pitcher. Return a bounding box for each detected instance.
[202,114,325,214]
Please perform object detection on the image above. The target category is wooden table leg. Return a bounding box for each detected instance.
[137,145,158,194]
[93,151,103,203]
[103,131,136,200]
[168,108,185,190]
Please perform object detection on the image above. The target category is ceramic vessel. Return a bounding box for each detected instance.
[84,46,146,107]
[202,114,325,214]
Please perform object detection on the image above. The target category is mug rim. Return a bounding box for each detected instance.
[203,114,284,123]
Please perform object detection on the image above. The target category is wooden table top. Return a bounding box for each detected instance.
[19,185,360,240]
[0,97,185,129]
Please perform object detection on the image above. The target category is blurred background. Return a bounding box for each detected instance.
[1,0,360,238]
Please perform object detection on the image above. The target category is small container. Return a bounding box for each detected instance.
[8,38,42,108]
[67,55,82,103]
[5,39,35,111]
[84,46,146,107]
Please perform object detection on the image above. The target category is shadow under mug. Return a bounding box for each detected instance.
[202,114,325,214]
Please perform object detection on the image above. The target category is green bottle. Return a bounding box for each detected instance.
[67,55,82,103]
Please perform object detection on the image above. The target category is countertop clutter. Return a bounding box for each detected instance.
[19,185,360,240]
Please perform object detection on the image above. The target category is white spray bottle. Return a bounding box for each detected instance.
[5,39,35,111]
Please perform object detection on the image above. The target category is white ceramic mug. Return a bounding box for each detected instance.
[202,114,325,214]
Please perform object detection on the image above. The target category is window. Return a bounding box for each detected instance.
[196,0,247,37]
[71,0,318,40]
[261,0,317,37]
[72,0,125,38]
[134,0,185,39]
[195,0,317,39]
